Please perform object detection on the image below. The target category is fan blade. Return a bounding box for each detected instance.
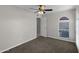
[34,11,39,13]
[29,8,38,10]
[44,11,45,14]
[44,9,53,11]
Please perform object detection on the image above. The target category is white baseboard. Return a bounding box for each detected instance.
[47,36,75,43]
[77,48,79,52]
[0,37,36,53]
[76,44,79,53]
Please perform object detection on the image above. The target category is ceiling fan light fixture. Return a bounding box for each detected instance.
[40,5,45,11]
[38,11,44,14]
[30,5,53,15]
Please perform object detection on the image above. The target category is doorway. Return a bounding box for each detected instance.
[37,18,41,37]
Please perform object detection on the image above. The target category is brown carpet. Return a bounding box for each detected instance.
[3,36,78,53]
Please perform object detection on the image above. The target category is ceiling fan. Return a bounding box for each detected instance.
[30,5,53,14]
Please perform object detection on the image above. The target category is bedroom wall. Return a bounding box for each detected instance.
[0,6,36,52]
[76,6,79,52]
[46,9,76,42]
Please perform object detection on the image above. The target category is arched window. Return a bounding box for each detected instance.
[60,17,69,20]
[59,17,69,38]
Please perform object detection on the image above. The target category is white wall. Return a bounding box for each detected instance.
[40,16,47,37]
[46,9,76,42]
[76,6,79,52]
[0,6,36,52]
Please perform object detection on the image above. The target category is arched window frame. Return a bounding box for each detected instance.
[59,17,69,38]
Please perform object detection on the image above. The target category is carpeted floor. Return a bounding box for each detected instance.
[3,36,78,53]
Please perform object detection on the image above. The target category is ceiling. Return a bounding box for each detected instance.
[15,5,75,14]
